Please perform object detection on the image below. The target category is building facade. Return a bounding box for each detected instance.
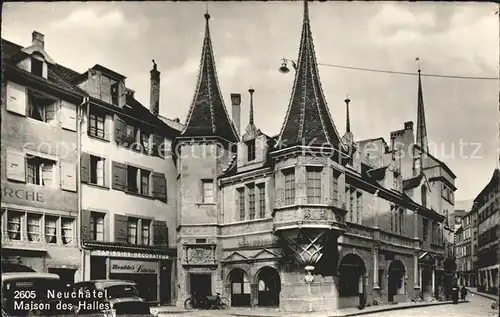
[77,63,180,304]
[455,212,474,286]
[175,2,455,312]
[476,168,500,294]
[1,32,82,286]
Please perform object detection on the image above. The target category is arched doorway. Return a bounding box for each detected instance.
[228,268,251,307]
[256,266,281,307]
[388,260,406,302]
[338,254,366,307]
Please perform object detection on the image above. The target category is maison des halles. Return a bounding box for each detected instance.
[1,0,458,312]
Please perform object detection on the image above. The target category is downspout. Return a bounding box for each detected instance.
[77,94,89,282]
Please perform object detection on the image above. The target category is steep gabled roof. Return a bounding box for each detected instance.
[181,13,239,143]
[277,0,343,149]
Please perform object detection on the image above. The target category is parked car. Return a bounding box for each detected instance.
[1,261,37,273]
[71,280,153,316]
[1,272,68,317]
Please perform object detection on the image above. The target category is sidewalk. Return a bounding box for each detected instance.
[466,287,498,301]
[152,300,468,317]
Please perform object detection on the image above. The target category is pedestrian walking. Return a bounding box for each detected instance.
[460,285,468,301]
[451,284,459,304]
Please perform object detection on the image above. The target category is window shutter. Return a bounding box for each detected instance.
[114,214,128,244]
[80,152,91,184]
[60,101,77,131]
[115,116,125,144]
[6,150,26,182]
[6,82,27,116]
[152,172,167,201]
[81,210,91,242]
[60,161,77,192]
[112,161,127,191]
[153,220,168,246]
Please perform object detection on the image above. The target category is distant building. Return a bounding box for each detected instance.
[475,168,500,294]
[455,211,474,286]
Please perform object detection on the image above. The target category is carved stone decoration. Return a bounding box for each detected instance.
[186,247,214,264]
[303,209,328,221]
[280,229,331,266]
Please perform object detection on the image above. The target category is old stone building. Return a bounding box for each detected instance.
[475,168,500,294]
[77,62,179,304]
[1,32,82,286]
[455,212,474,286]
[175,1,456,312]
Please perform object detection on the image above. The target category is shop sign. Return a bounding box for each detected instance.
[2,186,44,202]
[109,260,157,274]
[91,250,169,260]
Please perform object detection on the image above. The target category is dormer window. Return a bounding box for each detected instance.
[31,57,43,77]
[246,140,256,161]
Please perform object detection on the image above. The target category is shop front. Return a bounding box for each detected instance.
[86,248,175,304]
[1,181,80,285]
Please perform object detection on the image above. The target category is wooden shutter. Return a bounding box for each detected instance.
[6,150,26,182]
[81,210,91,242]
[114,214,128,244]
[60,101,77,131]
[152,172,167,201]
[60,161,77,192]
[153,220,168,246]
[6,82,27,116]
[112,161,127,191]
[115,116,125,144]
[81,152,91,184]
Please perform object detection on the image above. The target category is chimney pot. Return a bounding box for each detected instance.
[230,93,241,136]
[404,121,414,130]
[32,31,45,49]
[150,60,160,116]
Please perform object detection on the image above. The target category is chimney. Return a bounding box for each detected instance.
[230,93,241,136]
[32,31,45,49]
[150,59,160,116]
[404,121,414,131]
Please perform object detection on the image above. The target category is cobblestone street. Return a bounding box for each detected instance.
[156,295,497,317]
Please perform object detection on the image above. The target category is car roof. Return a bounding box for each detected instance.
[74,279,137,289]
[2,272,60,281]
[1,262,37,273]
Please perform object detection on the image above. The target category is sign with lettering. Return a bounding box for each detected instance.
[2,186,44,202]
[109,259,158,274]
[91,249,169,260]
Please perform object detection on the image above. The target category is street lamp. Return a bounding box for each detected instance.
[278,58,297,73]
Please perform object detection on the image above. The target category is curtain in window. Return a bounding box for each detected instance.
[7,213,21,240]
[27,215,41,242]
[142,222,150,245]
[45,102,56,124]
[127,221,137,244]
[41,163,53,186]
[45,216,57,243]
[62,218,73,244]
[96,159,104,186]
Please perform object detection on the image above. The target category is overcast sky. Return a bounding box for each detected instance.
[3,1,499,203]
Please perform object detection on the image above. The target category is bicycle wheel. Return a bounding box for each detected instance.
[219,297,230,309]
[184,298,195,309]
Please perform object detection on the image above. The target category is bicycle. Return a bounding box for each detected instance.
[184,292,229,310]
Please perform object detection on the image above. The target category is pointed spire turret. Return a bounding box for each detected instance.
[277,0,343,149]
[416,59,429,154]
[181,11,240,143]
[342,96,354,149]
[242,88,261,141]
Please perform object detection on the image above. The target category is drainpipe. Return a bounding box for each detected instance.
[77,95,89,282]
